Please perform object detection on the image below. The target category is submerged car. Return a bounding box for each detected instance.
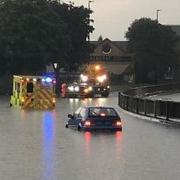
[65,106,122,131]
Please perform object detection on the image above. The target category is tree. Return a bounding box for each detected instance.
[0,0,68,75]
[0,0,94,95]
[52,2,94,72]
[125,18,178,83]
[45,1,94,95]
[0,0,94,75]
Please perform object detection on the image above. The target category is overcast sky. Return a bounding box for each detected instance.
[63,0,180,41]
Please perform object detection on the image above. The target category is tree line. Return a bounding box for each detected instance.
[0,1,178,84]
[0,0,93,75]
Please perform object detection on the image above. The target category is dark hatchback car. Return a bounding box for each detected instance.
[65,106,122,131]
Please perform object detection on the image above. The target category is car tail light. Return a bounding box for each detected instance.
[100,113,106,117]
[84,121,91,127]
[116,121,122,127]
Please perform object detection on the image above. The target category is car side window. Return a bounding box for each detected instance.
[79,108,86,119]
[74,107,81,118]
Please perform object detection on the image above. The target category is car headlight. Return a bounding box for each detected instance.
[97,76,104,83]
[84,88,89,93]
[88,86,93,91]
[74,86,79,92]
[68,86,74,92]
[102,74,107,80]
[81,75,88,82]
[97,74,107,83]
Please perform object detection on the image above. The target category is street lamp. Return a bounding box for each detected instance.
[156,9,162,22]
[53,63,58,69]
[53,62,58,70]
[53,62,59,97]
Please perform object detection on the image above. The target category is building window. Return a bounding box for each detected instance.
[102,43,112,54]
[27,82,33,93]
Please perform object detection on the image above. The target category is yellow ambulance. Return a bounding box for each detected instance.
[10,75,56,110]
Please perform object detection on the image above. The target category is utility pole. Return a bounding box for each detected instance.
[88,0,94,42]
[156,9,162,22]
[88,0,94,10]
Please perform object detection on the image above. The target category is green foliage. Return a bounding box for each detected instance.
[56,3,94,71]
[0,0,93,75]
[126,18,178,83]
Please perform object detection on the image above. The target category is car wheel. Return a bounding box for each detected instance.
[89,92,94,98]
[77,125,81,131]
[101,91,109,97]
[65,124,69,128]
[116,127,122,131]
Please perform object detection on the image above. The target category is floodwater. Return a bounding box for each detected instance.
[0,93,180,180]
[147,92,180,102]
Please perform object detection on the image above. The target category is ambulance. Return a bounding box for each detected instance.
[10,75,56,109]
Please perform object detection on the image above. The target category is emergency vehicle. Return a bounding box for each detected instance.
[79,64,110,97]
[10,75,56,109]
[62,82,94,98]
[63,64,110,98]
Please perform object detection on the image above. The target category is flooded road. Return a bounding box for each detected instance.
[147,92,180,102]
[0,93,180,180]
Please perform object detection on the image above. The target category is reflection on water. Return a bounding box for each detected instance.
[115,131,123,159]
[68,97,108,112]
[69,98,79,104]
[69,98,80,112]
[84,132,92,155]
[96,98,107,106]
[115,131,122,141]
[42,112,56,180]
[84,131,123,159]
[20,109,28,120]
[82,98,93,105]
[81,97,107,107]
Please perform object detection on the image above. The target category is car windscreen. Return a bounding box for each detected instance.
[88,107,118,117]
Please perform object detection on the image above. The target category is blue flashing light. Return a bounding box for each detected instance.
[46,77,52,83]
[42,78,46,82]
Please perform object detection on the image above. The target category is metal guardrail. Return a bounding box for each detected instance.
[118,83,180,122]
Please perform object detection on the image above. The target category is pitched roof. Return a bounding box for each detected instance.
[113,41,128,51]
[90,39,128,51]
[105,62,132,75]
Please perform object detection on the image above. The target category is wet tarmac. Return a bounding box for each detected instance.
[1,93,180,180]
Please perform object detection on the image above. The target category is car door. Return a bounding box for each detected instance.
[75,107,87,129]
[68,107,81,128]
[68,107,87,129]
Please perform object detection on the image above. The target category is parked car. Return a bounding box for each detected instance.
[65,106,122,131]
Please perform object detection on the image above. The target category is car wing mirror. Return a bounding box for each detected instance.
[68,114,73,119]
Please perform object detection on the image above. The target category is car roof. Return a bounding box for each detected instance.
[82,105,116,109]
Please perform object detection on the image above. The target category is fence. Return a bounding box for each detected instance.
[118,83,180,122]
